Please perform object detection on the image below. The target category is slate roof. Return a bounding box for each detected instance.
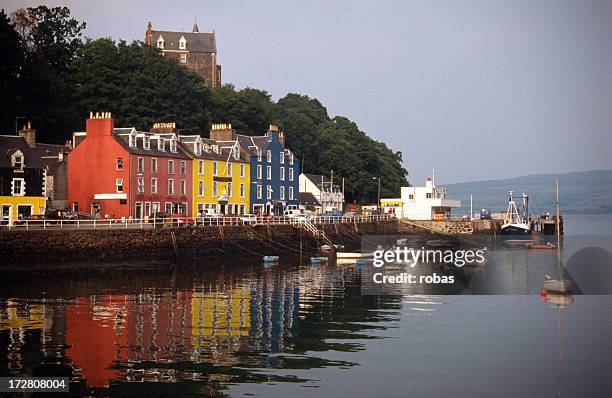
[178,135,225,161]
[303,173,341,190]
[113,128,191,159]
[236,134,268,156]
[151,30,216,53]
[0,135,68,169]
[299,192,321,206]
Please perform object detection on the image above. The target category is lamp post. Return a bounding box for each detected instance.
[372,177,381,211]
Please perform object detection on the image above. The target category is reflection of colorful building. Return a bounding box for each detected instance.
[191,286,251,343]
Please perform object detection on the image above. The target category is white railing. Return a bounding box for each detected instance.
[1,214,394,231]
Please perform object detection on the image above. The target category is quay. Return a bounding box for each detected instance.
[0,215,500,265]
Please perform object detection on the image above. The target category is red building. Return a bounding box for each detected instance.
[68,113,192,219]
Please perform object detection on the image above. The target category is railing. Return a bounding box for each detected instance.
[1,214,394,231]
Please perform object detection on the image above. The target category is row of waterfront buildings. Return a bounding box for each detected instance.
[0,114,345,223]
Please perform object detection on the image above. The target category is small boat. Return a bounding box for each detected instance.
[503,239,534,246]
[527,242,555,250]
[336,252,373,259]
[263,255,279,262]
[501,191,532,235]
[543,276,572,294]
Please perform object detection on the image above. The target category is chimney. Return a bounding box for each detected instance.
[150,122,178,135]
[86,111,115,137]
[64,139,73,150]
[18,121,36,148]
[145,21,153,46]
[209,123,236,141]
[266,124,280,143]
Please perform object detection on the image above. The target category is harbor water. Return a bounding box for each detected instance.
[0,215,610,397]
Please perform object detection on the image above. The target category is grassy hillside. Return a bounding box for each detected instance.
[444,170,612,215]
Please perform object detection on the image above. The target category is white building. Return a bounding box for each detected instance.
[299,173,344,214]
[395,176,461,220]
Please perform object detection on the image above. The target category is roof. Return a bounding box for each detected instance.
[0,135,68,169]
[299,192,321,206]
[236,134,268,155]
[178,135,225,161]
[113,128,191,159]
[303,173,340,189]
[151,30,216,53]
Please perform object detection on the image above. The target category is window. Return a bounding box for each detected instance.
[138,157,144,173]
[266,165,271,180]
[179,36,186,50]
[289,186,294,200]
[180,54,187,63]
[143,136,150,150]
[180,161,186,175]
[151,178,158,194]
[152,202,160,214]
[168,179,174,195]
[426,193,432,199]
[116,158,123,170]
[129,132,136,148]
[158,139,165,151]
[116,178,123,193]
[257,184,262,199]
[257,165,262,179]
[145,202,151,217]
[409,194,414,200]
[227,182,233,197]
[212,145,218,153]
[280,166,285,181]
[266,185,272,200]
[11,178,25,196]
[165,202,172,214]
[257,150,262,162]
[240,183,245,198]
[266,150,272,162]
[180,180,186,195]
[280,152,285,164]
[213,181,218,197]
[12,152,24,170]
[280,186,285,200]
[72,202,79,212]
[289,153,294,165]
[170,138,177,153]
[151,158,158,172]
[227,164,232,177]
[198,180,204,197]
[168,160,174,174]
[198,160,204,175]
[138,177,145,193]
[157,37,164,49]
[240,164,245,178]
[213,161,218,176]
[195,141,202,155]
[289,168,294,181]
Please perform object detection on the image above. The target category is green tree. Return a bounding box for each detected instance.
[209,84,274,135]
[69,39,211,133]
[0,10,24,132]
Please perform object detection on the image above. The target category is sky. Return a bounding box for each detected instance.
[5,0,611,184]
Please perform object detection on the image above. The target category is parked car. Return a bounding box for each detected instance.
[480,208,492,220]
[240,214,258,223]
[284,209,308,219]
[14,214,47,226]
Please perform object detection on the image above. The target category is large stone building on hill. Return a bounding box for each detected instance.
[145,21,221,88]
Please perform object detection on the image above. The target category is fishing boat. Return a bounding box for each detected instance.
[501,191,532,235]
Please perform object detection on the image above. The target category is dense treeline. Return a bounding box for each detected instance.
[0,6,408,203]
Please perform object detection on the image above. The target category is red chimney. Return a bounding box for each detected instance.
[86,112,114,137]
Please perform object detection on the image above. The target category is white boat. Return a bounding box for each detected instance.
[336,252,373,259]
[501,191,531,235]
[543,278,572,294]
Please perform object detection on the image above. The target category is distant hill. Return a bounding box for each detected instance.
[444,170,612,215]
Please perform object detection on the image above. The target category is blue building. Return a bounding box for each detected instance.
[213,124,300,215]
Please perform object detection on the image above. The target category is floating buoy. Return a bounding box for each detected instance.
[540,288,548,301]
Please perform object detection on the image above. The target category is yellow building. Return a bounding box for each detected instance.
[179,133,250,216]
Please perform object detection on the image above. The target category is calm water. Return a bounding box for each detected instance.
[0,216,611,397]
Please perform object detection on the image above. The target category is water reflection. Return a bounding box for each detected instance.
[0,259,402,395]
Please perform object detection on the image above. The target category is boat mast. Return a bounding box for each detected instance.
[556,178,561,277]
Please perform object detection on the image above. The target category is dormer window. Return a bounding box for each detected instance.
[257,149,262,162]
[143,136,150,150]
[212,145,219,153]
[204,144,210,153]
[266,150,272,162]
[157,35,164,49]
[129,132,136,148]
[11,150,24,170]
[289,152,294,165]
[158,138,166,151]
[195,141,202,156]
[233,146,239,160]
[170,138,177,153]
[179,36,186,50]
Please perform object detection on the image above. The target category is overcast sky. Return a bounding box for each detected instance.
[5,0,611,184]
